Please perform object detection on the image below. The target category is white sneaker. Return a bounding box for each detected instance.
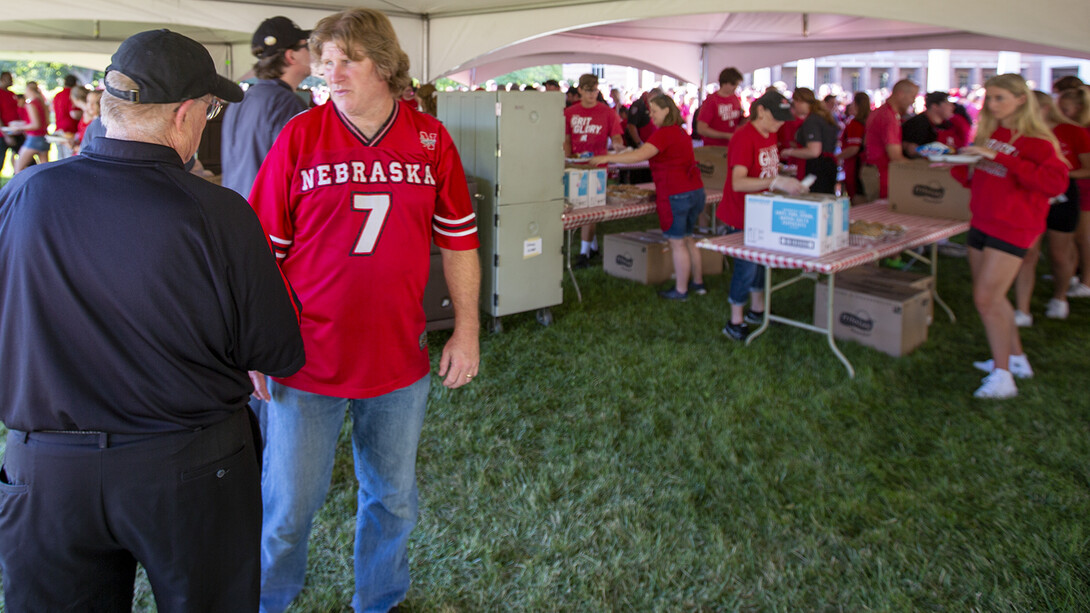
[974,368,1018,399]
[1014,310,1033,327]
[1045,298,1070,320]
[973,355,1034,379]
[1068,282,1090,298]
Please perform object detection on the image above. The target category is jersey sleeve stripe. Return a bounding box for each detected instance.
[269,234,293,246]
[433,213,476,225]
[433,226,479,238]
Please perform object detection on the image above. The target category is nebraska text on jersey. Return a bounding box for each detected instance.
[299,160,437,192]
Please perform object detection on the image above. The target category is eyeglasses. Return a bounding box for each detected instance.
[205,98,223,120]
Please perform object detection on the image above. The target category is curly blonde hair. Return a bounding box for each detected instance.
[310,8,411,96]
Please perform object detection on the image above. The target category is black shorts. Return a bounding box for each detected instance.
[966,227,1028,258]
[1046,180,1080,232]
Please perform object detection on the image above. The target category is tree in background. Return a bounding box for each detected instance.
[0,61,101,92]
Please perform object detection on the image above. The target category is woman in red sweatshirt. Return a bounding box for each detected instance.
[951,74,1068,399]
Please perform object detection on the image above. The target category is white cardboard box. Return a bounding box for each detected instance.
[564,169,589,208]
[587,168,607,207]
[744,192,850,257]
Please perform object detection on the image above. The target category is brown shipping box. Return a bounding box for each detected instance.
[888,159,971,220]
[837,265,935,321]
[604,231,724,285]
[814,277,931,357]
[694,146,728,192]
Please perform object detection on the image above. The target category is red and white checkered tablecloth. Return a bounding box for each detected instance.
[697,201,969,273]
[562,184,723,230]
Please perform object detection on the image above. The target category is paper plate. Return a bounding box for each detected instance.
[928,154,981,164]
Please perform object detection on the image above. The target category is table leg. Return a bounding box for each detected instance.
[566,227,583,302]
[823,273,855,378]
[930,242,956,323]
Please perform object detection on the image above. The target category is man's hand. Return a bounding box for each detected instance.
[438,330,479,389]
[249,371,270,401]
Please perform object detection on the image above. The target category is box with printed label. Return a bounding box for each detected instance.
[564,168,589,208]
[814,277,931,357]
[744,193,850,257]
[587,168,607,207]
[888,159,971,220]
[604,231,724,285]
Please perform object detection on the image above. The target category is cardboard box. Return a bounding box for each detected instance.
[694,146,728,192]
[888,159,971,220]
[603,231,724,285]
[587,168,607,207]
[814,277,931,357]
[744,193,850,257]
[837,265,935,321]
[564,168,589,208]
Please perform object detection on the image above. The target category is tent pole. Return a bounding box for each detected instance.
[422,14,430,84]
[699,43,708,106]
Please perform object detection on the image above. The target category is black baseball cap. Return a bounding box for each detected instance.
[105,30,243,104]
[753,90,794,121]
[252,16,311,59]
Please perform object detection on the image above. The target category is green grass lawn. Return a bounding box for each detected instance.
[2,213,1089,611]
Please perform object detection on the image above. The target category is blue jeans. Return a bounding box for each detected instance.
[662,187,705,238]
[728,229,765,305]
[259,375,431,613]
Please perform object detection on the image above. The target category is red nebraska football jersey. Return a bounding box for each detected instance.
[249,100,479,399]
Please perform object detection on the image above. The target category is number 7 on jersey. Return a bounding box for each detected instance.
[351,193,391,255]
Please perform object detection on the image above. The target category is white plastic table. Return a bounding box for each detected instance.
[697,201,970,377]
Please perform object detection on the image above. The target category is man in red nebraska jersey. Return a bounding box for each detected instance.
[696,67,744,147]
[247,8,480,613]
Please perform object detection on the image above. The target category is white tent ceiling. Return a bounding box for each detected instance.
[0,0,1088,84]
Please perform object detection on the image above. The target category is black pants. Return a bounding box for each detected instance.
[0,409,261,612]
[805,156,838,195]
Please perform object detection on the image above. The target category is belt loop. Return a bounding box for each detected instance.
[98,432,109,449]
[20,430,29,444]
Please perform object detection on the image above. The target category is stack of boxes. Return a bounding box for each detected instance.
[564,168,607,209]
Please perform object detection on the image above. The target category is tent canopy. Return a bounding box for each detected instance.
[1,0,1088,84]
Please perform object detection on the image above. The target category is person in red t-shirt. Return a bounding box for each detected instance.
[696,67,744,147]
[1056,87,1090,297]
[586,95,707,299]
[1012,90,1090,324]
[837,91,870,203]
[13,81,50,174]
[950,74,1068,399]
[862,79,918,200]
[715,90,807,341]
[0,71,23,171]
[52,75,83,159]
[564,73,624,268]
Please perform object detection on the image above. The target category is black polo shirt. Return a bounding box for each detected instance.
[0,137,305,433]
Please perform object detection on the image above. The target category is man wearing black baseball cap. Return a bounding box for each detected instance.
[222,16,313,199]
[902,90,956,158]
[0,29,304,611]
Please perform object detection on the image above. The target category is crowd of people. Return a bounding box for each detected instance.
[561,67,1087,401]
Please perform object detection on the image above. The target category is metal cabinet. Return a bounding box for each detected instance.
[437,91,565,332]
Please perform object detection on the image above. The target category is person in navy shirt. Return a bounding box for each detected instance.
[221,16,313,199]
[0,29,304,611]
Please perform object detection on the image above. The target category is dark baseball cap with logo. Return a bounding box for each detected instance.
[252,16,311,58]
[753,90,794,122]
[105,29,243,104]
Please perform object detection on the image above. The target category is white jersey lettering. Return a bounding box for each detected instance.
[297,160,440,192]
